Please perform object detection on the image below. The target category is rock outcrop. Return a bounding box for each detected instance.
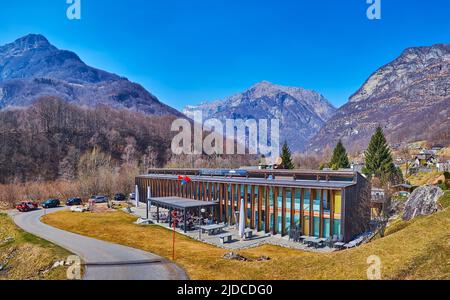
[403,185,444,221]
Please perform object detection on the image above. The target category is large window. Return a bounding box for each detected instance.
[303,189,311,213]
[294,189,301,230]
[323,218,331,238]
[313,217,320,237]
[313,189,321,212]
[285,189,292,233]
[333,191,342,239]
[269,187,274,232]
[323,190,330,212]
[277,188,283,233]
[261,187,267,232]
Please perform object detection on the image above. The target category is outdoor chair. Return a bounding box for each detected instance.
[244,230,253,239]
[219,233,233,244]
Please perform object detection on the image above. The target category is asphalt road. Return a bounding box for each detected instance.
[8,208,188,280]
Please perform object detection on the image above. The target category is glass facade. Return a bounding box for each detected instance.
[145,177,347,241]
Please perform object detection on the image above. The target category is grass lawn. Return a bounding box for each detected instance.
[41,205,450,280]
[0,213,74,280]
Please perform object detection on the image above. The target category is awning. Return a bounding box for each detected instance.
[149,197,219,210]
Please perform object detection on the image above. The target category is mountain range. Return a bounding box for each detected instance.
[309,44,450,152]
[187,45,449,153]
[1,34,448,155]
[0,34,182,117]
[184,81,336,151]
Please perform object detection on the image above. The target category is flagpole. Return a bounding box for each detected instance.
[172,210,177,260]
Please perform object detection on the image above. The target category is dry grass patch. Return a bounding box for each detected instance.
[0,213,74,280]
[407,171,444,186]
[42,207,450,280]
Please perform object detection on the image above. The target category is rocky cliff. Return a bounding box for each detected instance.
[309,44,450,152]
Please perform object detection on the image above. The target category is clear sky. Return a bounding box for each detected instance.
[0,0,449,111]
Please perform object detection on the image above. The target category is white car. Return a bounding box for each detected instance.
[70,205,88,213]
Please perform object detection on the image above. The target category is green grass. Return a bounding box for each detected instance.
[0,213,76,280]
[439,191,450,209]
[384,217,412,237]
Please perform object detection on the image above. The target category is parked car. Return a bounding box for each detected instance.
[66,197,82,206]
[41,199,60,209]
[70,205,88,213]
[114,193,126,201]
[16,201,39,212]
[89,195,108,203]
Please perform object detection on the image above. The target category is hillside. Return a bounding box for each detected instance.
[309,44,450,152]
[0,97,175,183]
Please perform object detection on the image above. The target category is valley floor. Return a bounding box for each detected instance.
[41,194,450,280]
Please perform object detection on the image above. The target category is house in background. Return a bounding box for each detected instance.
[431,145,444,154]
[413,150,438,168]
[392,184,415,198]
[436,161,450,172]
[370,188,390,218]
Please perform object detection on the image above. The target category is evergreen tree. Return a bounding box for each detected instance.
[280,141,295,169]
[330,140,351,170]
[363,127,397,183]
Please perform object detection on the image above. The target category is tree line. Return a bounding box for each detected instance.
[0,97,175,184]
[280,127,403,187]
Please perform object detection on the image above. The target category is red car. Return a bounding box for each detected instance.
[16,201,39,212]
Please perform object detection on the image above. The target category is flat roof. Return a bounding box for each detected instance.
[149,197,219,210]
[140,174,357,189]
[146,168,358,177]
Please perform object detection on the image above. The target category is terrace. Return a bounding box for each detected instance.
[129,202,336,253]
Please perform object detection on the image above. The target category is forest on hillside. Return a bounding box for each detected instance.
[0,97,176,184]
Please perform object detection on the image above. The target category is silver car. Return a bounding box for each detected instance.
[90,195,108,203]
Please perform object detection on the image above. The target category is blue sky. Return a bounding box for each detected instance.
[0,0,449,110]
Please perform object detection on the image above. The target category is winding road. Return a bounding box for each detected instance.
[8,208,188,280]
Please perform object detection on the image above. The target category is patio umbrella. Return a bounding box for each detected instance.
[147,186,151,219]
[135,185,139,208]
[239,198,246,239]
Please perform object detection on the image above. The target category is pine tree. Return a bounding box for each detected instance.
[363,127,397,183]
[280,141,295,169]
[329,140,351,170]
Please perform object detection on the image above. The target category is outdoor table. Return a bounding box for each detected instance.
[316,238,327,248]
[304,237,319,247]
[300,235,309,242]
[334,242,345,249]
[200,224,225,236]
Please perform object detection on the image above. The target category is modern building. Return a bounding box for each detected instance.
[136,169,371,242]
